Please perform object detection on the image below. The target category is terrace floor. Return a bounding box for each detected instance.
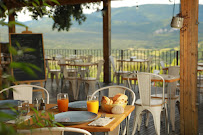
[32,78,203,135]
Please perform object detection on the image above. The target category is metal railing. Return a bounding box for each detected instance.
[45,49,203,82]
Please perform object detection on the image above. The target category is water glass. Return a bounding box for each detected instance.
[18,100,30,116]
[87,95,99,114]
[57,93,69,112]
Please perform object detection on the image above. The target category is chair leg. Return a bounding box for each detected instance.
[70,80,77,100]
[132,114,140,135]
[51,73,54,85]
[137,114,142,131]
[55,73,59,88]
[152,111,161,135]
[170,100,176,131]
[145,111,150,127]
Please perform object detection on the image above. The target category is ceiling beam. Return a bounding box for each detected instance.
[3,0,106,9]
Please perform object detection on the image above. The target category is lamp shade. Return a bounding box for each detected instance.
[171,16,184,29]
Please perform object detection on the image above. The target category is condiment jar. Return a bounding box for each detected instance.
[39,98,46,110]
[33,98,39,110]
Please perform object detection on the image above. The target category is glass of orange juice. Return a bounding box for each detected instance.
[57,93,69,112]
[87,95,99,114]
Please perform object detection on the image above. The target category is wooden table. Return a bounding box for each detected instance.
[198,63,203,67]
[28,104,135,134]
[123,74,180,83]
[117,59,149,72]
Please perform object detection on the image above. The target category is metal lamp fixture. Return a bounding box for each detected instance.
[170,0,184,29]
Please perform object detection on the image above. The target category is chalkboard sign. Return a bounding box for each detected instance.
[10,33,46,82]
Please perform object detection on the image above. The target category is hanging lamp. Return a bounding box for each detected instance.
[170,0,184,29]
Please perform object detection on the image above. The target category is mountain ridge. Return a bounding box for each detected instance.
[0,4,203,50]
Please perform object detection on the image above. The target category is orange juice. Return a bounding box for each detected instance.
[87,100,99,114]
[57,99,69,112]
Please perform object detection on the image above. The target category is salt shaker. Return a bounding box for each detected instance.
[40,98,46,110]
[33,98,39,110]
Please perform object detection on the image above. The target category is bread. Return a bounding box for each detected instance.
[101,96,113,104]
[111,105,124,114]
[113,93,128,104]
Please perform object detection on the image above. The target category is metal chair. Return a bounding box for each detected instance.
[151,66,180,131]
[46,60,60,87]
[0,84,49,104]
[79,60,104,97]
[109,55,130,84]
[129,72,167,135]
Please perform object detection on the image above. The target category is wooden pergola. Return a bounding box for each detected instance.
[2,0,199,134]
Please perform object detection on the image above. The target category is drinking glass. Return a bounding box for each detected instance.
[57,93,69,112]
[18,100,30,116]
[87,95,99,114]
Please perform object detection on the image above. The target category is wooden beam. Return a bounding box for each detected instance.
[180,0,199,134]
[8,10,15,33]
[3,0,105,9]
[103,0,111,83]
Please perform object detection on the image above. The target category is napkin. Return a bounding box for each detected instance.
[88,117,115,127]
[6,115,31,124]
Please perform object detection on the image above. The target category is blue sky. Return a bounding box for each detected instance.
[16,0,203,22]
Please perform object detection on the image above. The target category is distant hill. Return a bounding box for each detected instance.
[0,4,203,49]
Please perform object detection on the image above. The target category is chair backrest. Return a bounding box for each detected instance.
[63,66,77,79]
[96,60,104,80]
[160,61,165,68]
[55,54,63,60]
[91,85,135,105]
[109,55,116,72]
[146,56,153,72]
[128,72,165,106]
[153,70,160,75]
[58,58,66,72]
[17,127,92,135]
[168,66,180,96]
[87,55,93,62]
[0,85,49,104]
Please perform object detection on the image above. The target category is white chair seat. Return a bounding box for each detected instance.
[135,98,164,106]
[151,94,179,99]
[116,71,130,74]
[50,69,60,72]
[83,77,96,81]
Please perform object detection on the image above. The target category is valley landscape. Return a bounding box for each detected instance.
[0,4,203,50]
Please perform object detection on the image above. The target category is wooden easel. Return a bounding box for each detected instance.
[12,28,46,98]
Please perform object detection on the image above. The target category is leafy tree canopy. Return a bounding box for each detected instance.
[0,0,100,31]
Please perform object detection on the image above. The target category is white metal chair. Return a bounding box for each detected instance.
[129,72,167,135]
[46,60,60,87]
[91,85,135,135]
[62,65,78,100]
[17,127,92,135]
[109,55,130,84]
[0,84,49,104]
[160,61,167,74]
[151,66,180,131]
[79,60,104,97]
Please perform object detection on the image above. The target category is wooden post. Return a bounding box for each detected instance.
[103,0,111,83]
[180,0,199,134]
[8,10,16,33]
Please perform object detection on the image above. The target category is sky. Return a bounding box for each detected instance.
[16,0,203,22]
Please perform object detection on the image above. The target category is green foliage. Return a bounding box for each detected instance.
[52,4,86,31]
[17,108,64,130]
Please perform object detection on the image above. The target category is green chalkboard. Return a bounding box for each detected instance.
[10,33,46,82]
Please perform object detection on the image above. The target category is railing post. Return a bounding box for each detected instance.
[176,51,179,66]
